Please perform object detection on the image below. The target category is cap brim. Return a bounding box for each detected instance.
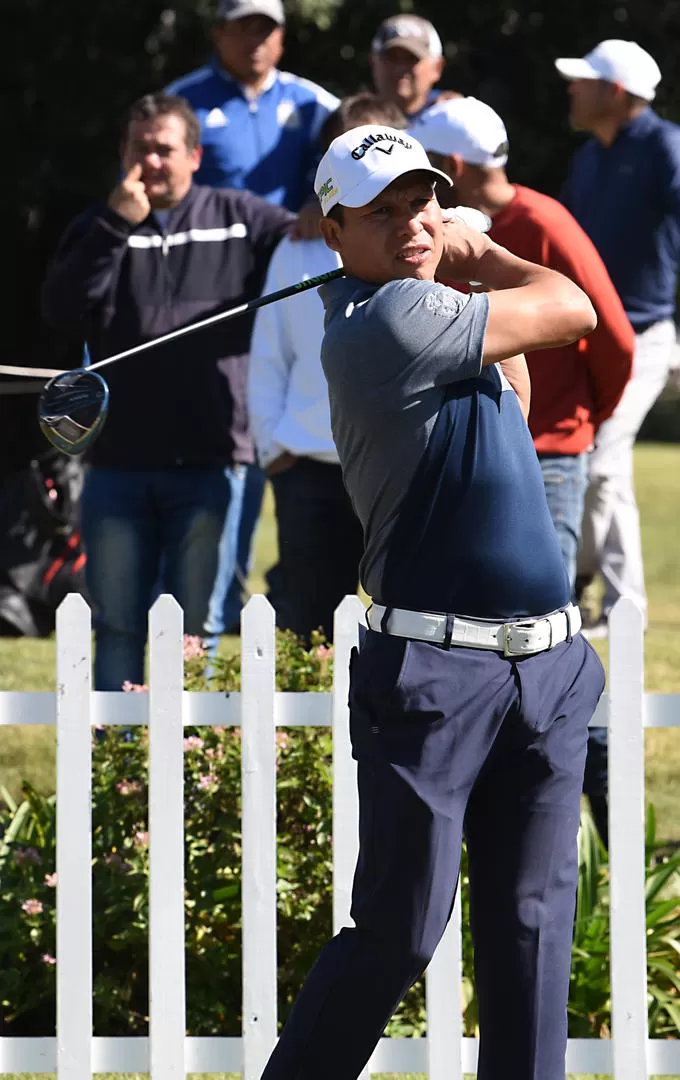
[379,38,429,60]
[555,57,599,81]
[340,164,452,211]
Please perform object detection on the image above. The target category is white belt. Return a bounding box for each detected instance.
[366,603,581,657]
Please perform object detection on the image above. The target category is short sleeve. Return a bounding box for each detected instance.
[329,279,488,400]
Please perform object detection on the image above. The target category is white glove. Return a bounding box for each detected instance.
[441,206,492,234]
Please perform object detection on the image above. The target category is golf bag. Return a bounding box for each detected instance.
[0,449,88,636]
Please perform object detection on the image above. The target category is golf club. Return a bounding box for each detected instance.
[36,265,344,456]
[0,206,491,456]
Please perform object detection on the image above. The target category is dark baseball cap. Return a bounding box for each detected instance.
[371,14,443,61]
[216,0,285,25]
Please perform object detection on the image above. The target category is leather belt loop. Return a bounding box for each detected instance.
[380,606,393,634]
[442,613,455,650]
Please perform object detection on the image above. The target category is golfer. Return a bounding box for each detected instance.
[259,127,606,1080]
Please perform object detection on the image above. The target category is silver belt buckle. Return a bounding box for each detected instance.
[503,621,539,657]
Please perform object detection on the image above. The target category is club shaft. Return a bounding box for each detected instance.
[0,267,345,381]
[87,266,345,373]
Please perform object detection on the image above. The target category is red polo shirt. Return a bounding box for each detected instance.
[447,185,634,453]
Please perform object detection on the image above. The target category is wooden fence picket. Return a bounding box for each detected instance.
[56,594,93,1080]
[608,598,649,1080]
[240,595,278,1080]
[148,595,186,1080]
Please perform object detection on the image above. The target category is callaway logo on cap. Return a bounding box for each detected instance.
[314,124,452,216]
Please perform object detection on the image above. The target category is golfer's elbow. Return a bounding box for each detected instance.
[553,283,597,345]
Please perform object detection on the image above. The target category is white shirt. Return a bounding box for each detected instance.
[248,236,342,468]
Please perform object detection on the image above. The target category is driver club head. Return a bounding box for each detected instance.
[38,369,109,456]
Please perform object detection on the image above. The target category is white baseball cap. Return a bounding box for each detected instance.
[314,125,452,217]
[216,0,285,25]
[412,97,509,168]
[555,40,661,101]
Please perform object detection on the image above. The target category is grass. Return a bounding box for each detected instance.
[1,444,679,838]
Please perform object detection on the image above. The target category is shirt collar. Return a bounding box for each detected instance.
[210,57,278,99]
[614,106,658,143]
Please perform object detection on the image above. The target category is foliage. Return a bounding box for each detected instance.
[1,636,679,1038]
[568,803,680,1038]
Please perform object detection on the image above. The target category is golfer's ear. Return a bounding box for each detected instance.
[320,215,342,253]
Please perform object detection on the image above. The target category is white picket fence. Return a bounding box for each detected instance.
[0,593,679,1079]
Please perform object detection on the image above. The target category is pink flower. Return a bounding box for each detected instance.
[213,726,225,735]
[122,681,148,692]
[183,735,205,751]
[44,872,57,888]
[183,635,206,660]
[42,953,57,966]
[205,747,215,759]
[315,644,334,660]
[116,779,143,795]
[276,732,290,752]
[21,898,43,915]
[134,831,149,848]
[198,774,218,790]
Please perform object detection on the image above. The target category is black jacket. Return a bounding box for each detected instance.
[41,184,293,468]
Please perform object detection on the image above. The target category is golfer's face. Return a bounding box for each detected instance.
[327,173,443,286]
[122,115,201,208]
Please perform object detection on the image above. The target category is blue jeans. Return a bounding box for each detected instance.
[204,463,265,645]
[80,466,230,690]
[538,452,608,830]
[538,452,588,592]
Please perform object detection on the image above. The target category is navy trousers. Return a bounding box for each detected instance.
[261,629,605,1080]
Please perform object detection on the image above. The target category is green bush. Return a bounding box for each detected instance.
[1,632,679,1039]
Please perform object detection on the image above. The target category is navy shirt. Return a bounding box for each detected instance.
[561,108,680,327]
[319,276,570,619]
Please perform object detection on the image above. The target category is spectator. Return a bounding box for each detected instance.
[370,14,457,128]
[166,0,339,638]
[556,40,680,634]
[41,93,293,690]
[248,93,406,642]
[416,96,634,847]
[166,0,339,210]
[417,96,634,587]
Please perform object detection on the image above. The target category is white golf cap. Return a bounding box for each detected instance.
[555,40,661,101]
[412,96,509,167]
[216,0,285,25]
[314,124,452,217]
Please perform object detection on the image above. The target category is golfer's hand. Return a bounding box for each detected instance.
[438,218,494,282]
[108,164,151,225]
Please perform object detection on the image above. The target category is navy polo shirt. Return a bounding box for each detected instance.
[319,276,570,620]
[561,108,680,327]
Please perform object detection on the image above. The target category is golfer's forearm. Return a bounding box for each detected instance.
[473,242,575,296]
